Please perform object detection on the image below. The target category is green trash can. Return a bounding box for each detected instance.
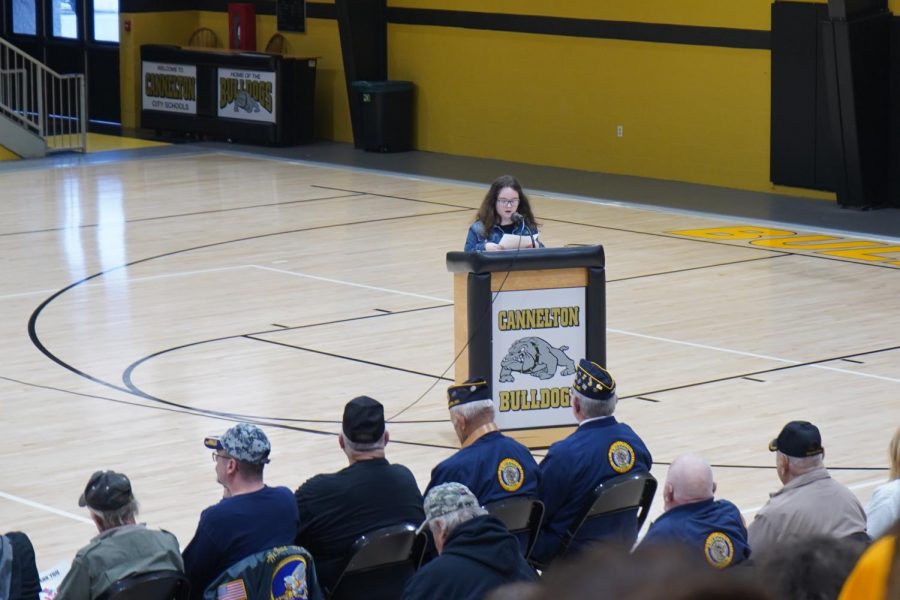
[351,80,414,152]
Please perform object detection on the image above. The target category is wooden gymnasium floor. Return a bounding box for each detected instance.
[1,143,898,573]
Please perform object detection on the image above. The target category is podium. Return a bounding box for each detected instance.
[446,246,606,448]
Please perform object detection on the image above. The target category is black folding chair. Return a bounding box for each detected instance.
[559,471,657,557]
[328,523,426,600]
[484,496,544,559]
[97,570,189,600]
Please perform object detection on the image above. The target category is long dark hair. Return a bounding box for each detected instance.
[475,175,540,231]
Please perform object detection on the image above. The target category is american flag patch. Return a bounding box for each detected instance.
[216,579,248,600]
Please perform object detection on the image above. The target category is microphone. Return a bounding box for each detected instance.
[511,212,535,248]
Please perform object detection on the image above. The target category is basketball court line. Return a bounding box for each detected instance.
[309,181,900,268]
[609,329,900,385]
[249,264,451,303]
[0,491,93,525]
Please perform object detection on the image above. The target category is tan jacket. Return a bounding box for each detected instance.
[748,467,866,557]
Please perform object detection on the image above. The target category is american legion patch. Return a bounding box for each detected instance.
[497,457,525,492]
[704,531,735,569]
[608,440,636,473]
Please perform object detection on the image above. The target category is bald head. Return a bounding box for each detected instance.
[664,454,716,511]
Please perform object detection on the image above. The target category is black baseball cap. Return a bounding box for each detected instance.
[343,396,385,444]
[78,470,134,511]
[769,421,824,458]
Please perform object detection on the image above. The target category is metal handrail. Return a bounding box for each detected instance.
[0,36,87,153]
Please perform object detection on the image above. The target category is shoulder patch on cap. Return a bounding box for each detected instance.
[608,440,636,473]
[704,532,734,569]
[271,554,309,600]
[497,458,525,492]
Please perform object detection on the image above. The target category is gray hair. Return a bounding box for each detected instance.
[450,399,494,420]
[344,432,387,453]
[784,452,824,474]
[90,498,139,529]
[574,389,617,418]
[429,505,488,538]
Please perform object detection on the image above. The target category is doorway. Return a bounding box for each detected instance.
[3,0,120,124]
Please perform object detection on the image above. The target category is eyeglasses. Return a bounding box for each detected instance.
[497,198,519,206]
[212,452,232,462]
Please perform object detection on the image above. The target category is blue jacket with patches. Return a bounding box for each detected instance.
[464,221,543,252]
[532,417,652,564]
[425,431,540,505]
[641,498,750,567]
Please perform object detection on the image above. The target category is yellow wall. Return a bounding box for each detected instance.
[388,1,782,193]
[116,0,865,197]
[118,7,350,142]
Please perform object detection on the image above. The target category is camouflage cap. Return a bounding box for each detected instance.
[573,358,616,401]
[204,422,271,465]
[415,482,481,534]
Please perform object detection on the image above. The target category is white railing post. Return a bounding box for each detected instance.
[0,36,87,153]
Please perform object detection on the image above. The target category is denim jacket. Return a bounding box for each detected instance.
[464,221,543,252]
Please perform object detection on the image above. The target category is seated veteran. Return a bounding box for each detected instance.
[402,483,538,600]
[295,396,424,593]
[532,359,653,564]
[425,377,539,505]
[56,470,183,600]
[641,453,750,568]
[183,423,298,600]
[748,420,866,558]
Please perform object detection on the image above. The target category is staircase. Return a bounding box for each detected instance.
[1,37,87,158]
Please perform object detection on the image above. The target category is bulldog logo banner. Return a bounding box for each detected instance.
[217,68,277,123]
[491,287,585,429]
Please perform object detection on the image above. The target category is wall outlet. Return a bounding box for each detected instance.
[616,125,624,138]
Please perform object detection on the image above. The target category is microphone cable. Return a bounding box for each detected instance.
[386,221,530,421]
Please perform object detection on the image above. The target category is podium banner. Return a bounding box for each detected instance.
[491,287,584,430]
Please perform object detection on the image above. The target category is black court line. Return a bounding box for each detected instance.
[842,358,865,364]
[618,344,900,402]
[5,371,887,468]
[310,183,900,270]
[0,192,365,238]
[121,303,451,405]
[742,377,766,383]
[245,336,456,382]
[0,374,459,451]
[28,208,466,401]
[608,254,791,282]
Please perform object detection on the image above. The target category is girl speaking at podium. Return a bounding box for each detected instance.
[464,175,544,252]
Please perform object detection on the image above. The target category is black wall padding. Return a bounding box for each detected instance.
[890,18,900,206]
[822,7,892,208]
[335,0,387,148]
[771,2,838,191]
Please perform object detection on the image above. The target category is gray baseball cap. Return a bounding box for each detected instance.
[416,482,481,534]
[204,422,271,464]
